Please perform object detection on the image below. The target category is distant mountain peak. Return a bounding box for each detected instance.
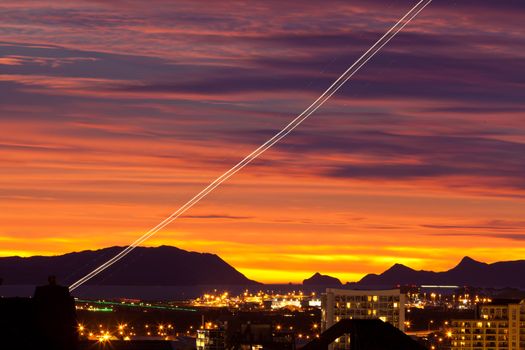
[0,245,260,286]
[303,272,342,286]
[357,256,525,289]
[386,263,414,273]
[460,256,480,264]
[454,256,486,269]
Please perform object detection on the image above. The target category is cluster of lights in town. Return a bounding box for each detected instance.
[77,322,189,342]
[191,289,320,310]
[405,291,492,310]
[78,323,134,342]
[74,288,499,349]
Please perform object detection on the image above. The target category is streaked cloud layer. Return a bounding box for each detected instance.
[1,0,524,283]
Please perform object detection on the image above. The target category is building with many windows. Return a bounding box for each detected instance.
[321,289,405,349]
[196,329,226,350]
[450,299,525,350]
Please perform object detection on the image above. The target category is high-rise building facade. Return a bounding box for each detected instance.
[321,288,405,350]
[450,299,525,350]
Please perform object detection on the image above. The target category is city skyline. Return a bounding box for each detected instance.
[1,0,525,283]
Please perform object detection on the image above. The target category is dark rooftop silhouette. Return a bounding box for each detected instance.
[302,319,427,350]
[0,276,78,350]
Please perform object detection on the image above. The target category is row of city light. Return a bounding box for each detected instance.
[78,322,194,342]
[192,289,320,310]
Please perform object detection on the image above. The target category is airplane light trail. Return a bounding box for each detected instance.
[69,0,432,292]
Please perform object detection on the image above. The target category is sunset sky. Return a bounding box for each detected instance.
[1,0,524,283]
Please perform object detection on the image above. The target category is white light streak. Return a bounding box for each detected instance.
[69,0,432,292]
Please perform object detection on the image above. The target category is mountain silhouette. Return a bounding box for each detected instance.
[357,256,525,288]
[303,272,342,286]
[0,245,259,286]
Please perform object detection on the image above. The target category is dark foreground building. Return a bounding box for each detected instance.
[0,276,78,350]
[1,279,177,350]
[302,319,427,350]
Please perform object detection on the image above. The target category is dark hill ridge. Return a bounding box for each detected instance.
[303,272,342,286]
[357,256,525,288]
[0,245,259,286]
